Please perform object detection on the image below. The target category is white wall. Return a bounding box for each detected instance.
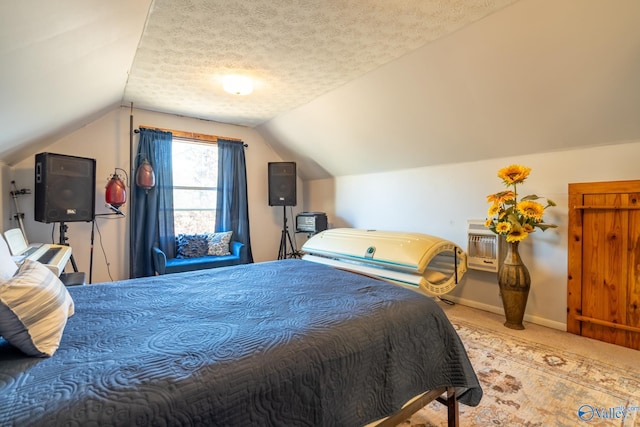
[305,141,640,329]
[10,106,302,283]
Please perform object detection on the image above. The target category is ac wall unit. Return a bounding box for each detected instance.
[467,220,502,272]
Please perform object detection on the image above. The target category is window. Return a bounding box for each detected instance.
[172,138,218,234]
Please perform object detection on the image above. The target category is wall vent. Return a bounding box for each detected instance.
[467,220,501,273]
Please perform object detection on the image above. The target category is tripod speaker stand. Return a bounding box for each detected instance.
[58,222,86,286]
[277,206,299,260]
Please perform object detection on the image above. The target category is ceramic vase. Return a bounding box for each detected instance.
[498,241,531,330]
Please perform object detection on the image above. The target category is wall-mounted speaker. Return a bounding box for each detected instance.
[34,152,96,223]
[268,162,297,206]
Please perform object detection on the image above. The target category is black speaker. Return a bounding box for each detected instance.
[34,152,96,223]
[268,162,296,206]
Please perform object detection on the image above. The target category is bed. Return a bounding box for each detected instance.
[0,258,481,426]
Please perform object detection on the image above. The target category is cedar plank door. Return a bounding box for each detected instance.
[567,180,640,350]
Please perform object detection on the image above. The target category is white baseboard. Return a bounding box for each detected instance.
[439,295,567,331]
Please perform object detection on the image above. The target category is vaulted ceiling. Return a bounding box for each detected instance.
[2,0,639,180]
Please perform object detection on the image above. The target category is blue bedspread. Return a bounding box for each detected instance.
[0,259,481,426]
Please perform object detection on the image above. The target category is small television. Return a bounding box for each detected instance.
[296,212,328,234]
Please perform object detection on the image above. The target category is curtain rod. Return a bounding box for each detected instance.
[135,125,248,147]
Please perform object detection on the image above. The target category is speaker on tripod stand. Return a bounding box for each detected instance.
[35,152,96,223]
[268,162,298,260]
[34,152,95,284]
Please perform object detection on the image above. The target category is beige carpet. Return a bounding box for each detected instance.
[399,303,640,426]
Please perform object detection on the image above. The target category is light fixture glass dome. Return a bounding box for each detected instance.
[222,75,254,95]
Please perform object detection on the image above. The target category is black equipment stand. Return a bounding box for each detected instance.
[9,181,29,243]
[59,222,78,272]
[58,222,86,286]
[277,206,299,260]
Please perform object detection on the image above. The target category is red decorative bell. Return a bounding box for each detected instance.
[136,159,155,192]
[105,172,127,208]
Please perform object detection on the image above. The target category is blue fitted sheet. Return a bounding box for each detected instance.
[0,259,481,426]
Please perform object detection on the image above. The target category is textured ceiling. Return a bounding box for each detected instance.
[124,0,518,127]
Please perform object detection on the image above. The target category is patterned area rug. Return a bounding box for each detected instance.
[400,318,640,426]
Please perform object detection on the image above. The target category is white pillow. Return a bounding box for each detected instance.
[0,260,74,357]
[0,236,18,280]
[207,231,233,256]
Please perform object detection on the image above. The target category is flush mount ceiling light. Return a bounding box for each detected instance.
[222,75,254,95]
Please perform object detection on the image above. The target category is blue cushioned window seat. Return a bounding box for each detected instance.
[152,241,244,275]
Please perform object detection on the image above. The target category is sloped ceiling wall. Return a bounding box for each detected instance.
[256,0,640,180]
[0,1,151,165]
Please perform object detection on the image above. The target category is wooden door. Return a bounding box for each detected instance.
[567,180,640,350]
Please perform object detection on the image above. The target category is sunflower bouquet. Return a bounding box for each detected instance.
[485,164,557,243]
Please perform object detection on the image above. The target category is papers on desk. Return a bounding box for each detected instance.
[4,229,42,258]
[12,254,26,264]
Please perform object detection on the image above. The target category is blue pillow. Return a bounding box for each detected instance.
[176,234,209,258]
[0,260,74,357]
[206,231,233,256]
